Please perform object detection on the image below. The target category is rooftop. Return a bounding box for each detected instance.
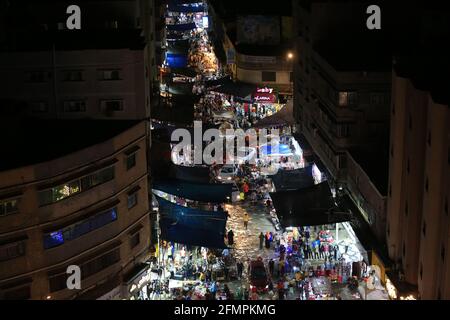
[0,29,145,52]
[0,118,141,172]
[314,30,393,72]
[210,0,292,20]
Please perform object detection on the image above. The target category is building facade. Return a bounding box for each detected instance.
[292,1,392,244]
[386,71,450,299]
[0,121,151,300]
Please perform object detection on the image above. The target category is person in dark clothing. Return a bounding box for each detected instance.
[259,232,264,250]
[228,230,234,246]
[237,260,244,279]
[265,235,271,249]
[319,244,325,259]
[269,259,275,276]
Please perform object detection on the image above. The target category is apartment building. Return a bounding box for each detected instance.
[0,119,151,300]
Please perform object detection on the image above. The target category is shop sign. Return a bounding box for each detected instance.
[257,87,274,94]
[254,93,276,103]
[129,270,152,293]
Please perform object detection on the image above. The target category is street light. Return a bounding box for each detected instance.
[287,52,294,60]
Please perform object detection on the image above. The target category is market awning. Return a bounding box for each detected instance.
[270,182,352,227]
[168,4,205,13]
[254,101,295,128]
[153,179,232,203]
[269,165,315,191]
[171,164,211,183]
[166,22,197,31]
[210,80,256,100]
[166,53,188,68]
[156,196,228,249]
[170,67,198,78]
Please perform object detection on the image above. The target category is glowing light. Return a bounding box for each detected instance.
[287,52,294,60]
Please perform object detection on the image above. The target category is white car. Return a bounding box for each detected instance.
[216,165,237,183]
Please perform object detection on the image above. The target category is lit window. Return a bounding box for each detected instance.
[43,208,118,249]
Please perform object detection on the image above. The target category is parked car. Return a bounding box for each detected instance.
[249,258,270,293]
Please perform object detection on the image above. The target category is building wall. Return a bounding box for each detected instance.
[347,152,387,242]
[0,48,149,120]
[0,121,151,300]
[387,72,450,298]
[418,100,450,299]
[235,53,293,94]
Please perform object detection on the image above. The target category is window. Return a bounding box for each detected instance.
[338,124,350,138]
[38,166,115,206]
[63,100,86,112]
[126,153,136,170]
[43,208,118,249]
[30,101,49,113]
[130,233,140,249]
[0,241,26,262]
[370,92,387,105]
[49,248,120,292]
[420,263,423,280]
[127,193,138,209]
[62,70,83,82]
[337,154,347,169]
[0,198,19,216]
[101,99,124,112]
[25,71,47,83]
[339,92,357,107]
[3,286,30,300]
[445,198,448,216]
[422,221,426,237]
[99,69,121,81]
[261,71,276,82]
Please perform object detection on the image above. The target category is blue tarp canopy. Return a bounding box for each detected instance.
[166,22,197,31]
[166,53,188,68]
[260,144,292,156]
[168,4,204,13]
[156,196,228,248]
[171,164,211,183]
[269,165,315,191]
[153,179,232,203]
[270,182,351,227]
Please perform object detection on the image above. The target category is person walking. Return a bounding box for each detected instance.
[227,229,234,246]
[236,260,244,279]
[269,259,275,277]
[243,213,250,230]
[259,232,264,250]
